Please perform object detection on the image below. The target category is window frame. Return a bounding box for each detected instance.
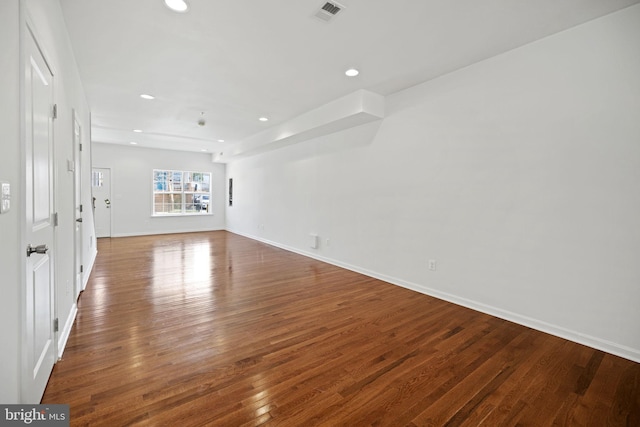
[152,169,212,217]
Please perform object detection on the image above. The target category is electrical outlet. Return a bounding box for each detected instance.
[309,234,318,249]
[428,259,437,271]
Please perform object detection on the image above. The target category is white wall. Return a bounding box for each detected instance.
[226,5,640,362]
[0,0,94,403]
[92,143,226,237]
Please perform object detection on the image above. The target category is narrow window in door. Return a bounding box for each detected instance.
[92,171,103,187]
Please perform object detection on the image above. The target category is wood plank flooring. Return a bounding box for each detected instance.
[42,231,640,426]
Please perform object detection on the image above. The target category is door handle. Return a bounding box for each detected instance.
[76,218,83,222]
[26,244,48,257]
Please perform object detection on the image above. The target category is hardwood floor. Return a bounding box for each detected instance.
[42,231,640,426]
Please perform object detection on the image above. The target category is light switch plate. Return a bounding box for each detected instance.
[0,182,10,214]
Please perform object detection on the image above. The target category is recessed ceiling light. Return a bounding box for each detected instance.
[345,68,359,77]
[217,139,225,143]
[164,0,189,13]
[130,141,138,145]
[133,129,142,133]
[259,117,269,122]
[140,94,155,100]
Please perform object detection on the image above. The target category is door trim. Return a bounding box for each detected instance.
[73,110,83,299]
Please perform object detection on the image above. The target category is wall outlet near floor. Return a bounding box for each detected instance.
[428,259,437,271]
[309,233,318,249]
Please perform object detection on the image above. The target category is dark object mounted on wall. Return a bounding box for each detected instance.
[229,178,233,207]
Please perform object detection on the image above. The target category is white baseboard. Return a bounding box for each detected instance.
[83,248,97,291]
[56,249,96,360]
[226,228,640,364]
[57,303,77,359]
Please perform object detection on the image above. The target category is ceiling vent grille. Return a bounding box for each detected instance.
[314,1,345,22]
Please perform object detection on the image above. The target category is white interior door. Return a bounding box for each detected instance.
[73,114,83,297]
[23,25,56,403]
[92,168,111,238]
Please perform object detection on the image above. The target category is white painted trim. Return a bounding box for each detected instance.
[58,246,94,358]
[83,248,97,291]
[226,228,640,364]
[111,227,225,238]
[56,303,77,359]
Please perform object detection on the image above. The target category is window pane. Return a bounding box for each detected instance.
[170,171,182,191]
[200,174,210,193]
[154,170,168,191]
[166,193,181,213]
[185,193,197,212]
[153,192,182,214]
[92,171,103,187]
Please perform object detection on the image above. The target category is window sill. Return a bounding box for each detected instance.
[151,213,213,218]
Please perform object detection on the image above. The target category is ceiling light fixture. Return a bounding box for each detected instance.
[259,117,269,122]
[130,141,138,145]
[140,94,155,100]
[164,0,189,13]
[133,129,142,133]
[218,139,225,143]
[345,68,359,77]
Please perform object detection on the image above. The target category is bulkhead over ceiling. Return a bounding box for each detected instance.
[59,0,640,154]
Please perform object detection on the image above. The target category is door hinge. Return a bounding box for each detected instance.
[52,104,58,120]
[80,204,83,213]
[53,318,59,332]
[79,143,83,151]
[80,265,84,273]
[52,212,58,226]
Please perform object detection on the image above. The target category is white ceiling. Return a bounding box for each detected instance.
[60,0,639,155]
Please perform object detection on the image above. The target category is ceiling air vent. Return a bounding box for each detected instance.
[314,1,345,22]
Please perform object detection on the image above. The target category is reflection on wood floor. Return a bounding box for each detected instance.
[42,231,640,426]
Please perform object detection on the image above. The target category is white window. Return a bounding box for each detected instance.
[153,169,211,216]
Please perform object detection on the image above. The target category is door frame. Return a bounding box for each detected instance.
[20,10,58,403]
[73,110,83,298]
